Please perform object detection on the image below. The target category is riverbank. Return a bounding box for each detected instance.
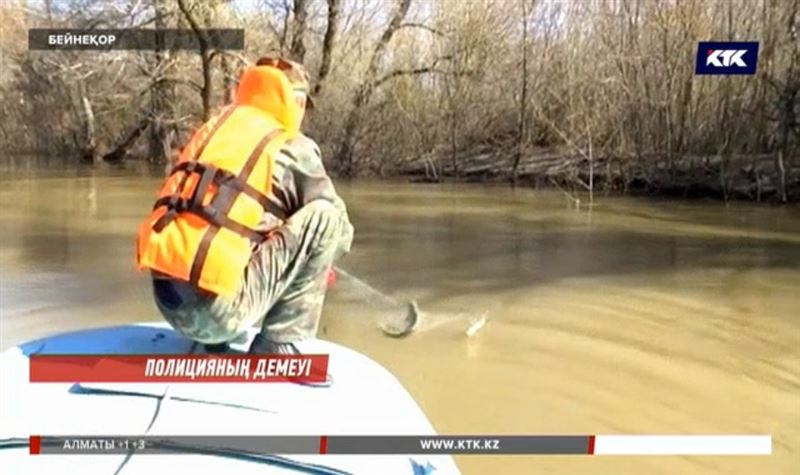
[399,147,800,203]
[2,147,798,204]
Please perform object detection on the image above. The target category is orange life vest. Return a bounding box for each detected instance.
[136,65,305,298]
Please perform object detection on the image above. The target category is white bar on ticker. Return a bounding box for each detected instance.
[594,435,772,455]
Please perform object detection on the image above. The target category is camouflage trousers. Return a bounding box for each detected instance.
[152,199,343,344]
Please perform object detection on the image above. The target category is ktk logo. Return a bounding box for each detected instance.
[706,49,747,67]
[695,41,759,75]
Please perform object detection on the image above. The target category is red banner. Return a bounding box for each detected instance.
[29,354,329,383]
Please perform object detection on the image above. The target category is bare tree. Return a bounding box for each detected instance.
[147,0,176,163]
[289,0,308,62]
[177,0,214,121]
[312,0,341,97]
[333,0,412,175]
[512,0,535,183]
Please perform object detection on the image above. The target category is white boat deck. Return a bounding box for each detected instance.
[0,323,460,474]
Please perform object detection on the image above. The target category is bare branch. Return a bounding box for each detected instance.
[374,66,445,89]
[363,0,412,83]
[215,51,250,65]
[176,0,209,47]
[373,55,455,88]
[399,22,445,36]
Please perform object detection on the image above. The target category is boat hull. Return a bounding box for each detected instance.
[0,323,460,474]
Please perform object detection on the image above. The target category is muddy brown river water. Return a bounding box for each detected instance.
[1,163,798,474]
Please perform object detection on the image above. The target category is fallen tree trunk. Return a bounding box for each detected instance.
[400,148,799,201]
[102,117,149,162]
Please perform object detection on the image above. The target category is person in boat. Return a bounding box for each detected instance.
[135,56,354,356]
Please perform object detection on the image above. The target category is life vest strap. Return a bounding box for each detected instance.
[152,160,287,240]
[152,197,265,243]
[187,129,285,288]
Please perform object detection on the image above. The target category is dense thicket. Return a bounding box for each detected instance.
[1,0,797,201]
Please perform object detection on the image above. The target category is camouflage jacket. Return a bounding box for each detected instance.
[258,133,354,260]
